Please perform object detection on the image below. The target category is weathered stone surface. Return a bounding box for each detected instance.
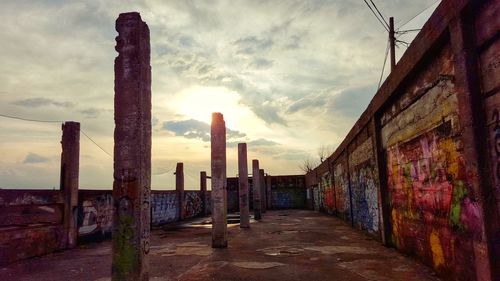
[60,121,80,249]
[200,171,208,216]
[260,169,266,213]
[112,12,151,281]
[211,113,227,248]
[252,160,262,220]
[175,163,184,220]
[266,175,272,209]
[238,143,250,228]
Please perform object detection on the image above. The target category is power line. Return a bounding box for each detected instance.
[362,0,389,31]
[369,0,389,27]
[80,129,112,158]
[0,113,64,123]
[0,112,112,158]
[378,39,390,89]
[397,0,440,30]
[152,165,175,176]
[396,29,421,35]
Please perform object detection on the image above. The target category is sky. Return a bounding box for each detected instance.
[0,0,439,190]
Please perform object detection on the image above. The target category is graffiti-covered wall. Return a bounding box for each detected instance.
[304,1,499,279]
[184,191,203,219]
[333,158,351,222]
[269,175,306,209]
[151,191,179,226]
[0,190,66,266]
[320,172,334,214]
[78,191,113,242]
[349,137,380,235]
[379,43,483,280]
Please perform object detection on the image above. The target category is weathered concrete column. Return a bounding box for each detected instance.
[252,160,262,220]
[266,175,272,210]
[259,169,266,213]
[211,113,227,248]
[176,163,185,220]
[238,143,250,228]
[112,12,151,281]
[200,171,208,216]
[60,121,80,249]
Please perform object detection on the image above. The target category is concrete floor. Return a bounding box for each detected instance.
[0,210,440,281]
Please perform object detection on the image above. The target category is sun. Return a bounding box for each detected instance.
[172,86,249,128]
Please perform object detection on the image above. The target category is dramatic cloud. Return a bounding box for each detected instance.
[12,98,73,108]
[227,137,280,148]
[0,0,439,189]
[163,119,246,142]
[23,153,50,164]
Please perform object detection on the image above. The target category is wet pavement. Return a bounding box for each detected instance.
[0,210,440,281]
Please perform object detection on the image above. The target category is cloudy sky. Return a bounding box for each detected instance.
[0,0,439,190]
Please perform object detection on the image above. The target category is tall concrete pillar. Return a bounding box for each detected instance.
[176,163,185,220]
[211,113,227,248]
[266,175,272,210]
[200,171,208,216]
[60,121,80,249]
[112,12,151,281]
[238,143,250,228]
[252,160,262,220]
[260,169,266,213]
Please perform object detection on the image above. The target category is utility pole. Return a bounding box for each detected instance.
[389,17,396,71]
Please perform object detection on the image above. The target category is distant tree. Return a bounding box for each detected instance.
[317,144,334,163]
[299,157,318,173]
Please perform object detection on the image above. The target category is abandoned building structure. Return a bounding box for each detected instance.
[0,0,499,280]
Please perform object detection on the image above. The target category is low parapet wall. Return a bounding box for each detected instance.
[0,190,66,266]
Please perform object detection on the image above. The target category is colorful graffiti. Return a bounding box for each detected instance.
[320,173,335,214]
[78,194,113,239]
[334,163,351,222]
[151,192,178,226]
[349,138,380,234]
[271,188,306,209]
[184,191,203,218]
[350,162,379,233]
[387,121,481,228]
[381,79,483,276]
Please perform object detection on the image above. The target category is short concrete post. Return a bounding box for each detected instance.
[60,121,80,249]
[112,12,151,281]
[238,143,250,228]
[252,160,262,220]
[260,169,266,213]
[211,113,227,248]
[176,163,185,220]
[200,171,208,216]
[266,175,272,210]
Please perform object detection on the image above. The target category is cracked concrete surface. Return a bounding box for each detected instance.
[0,210,439,281]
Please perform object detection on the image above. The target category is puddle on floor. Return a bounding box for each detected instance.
[232,262,285,269]
[257,246,305,257]
[304,245,375,255]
